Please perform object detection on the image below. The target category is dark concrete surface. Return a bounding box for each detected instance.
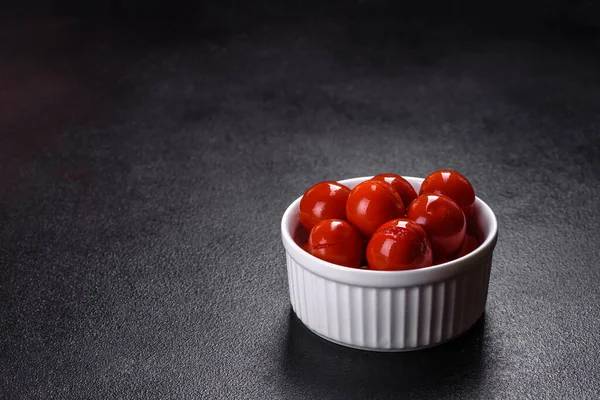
[1,2,600,398]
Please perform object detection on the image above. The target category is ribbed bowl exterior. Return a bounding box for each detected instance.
[282,176,498,351]
[286,251,493,351]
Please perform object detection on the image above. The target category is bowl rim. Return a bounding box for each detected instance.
[281,176,498,287]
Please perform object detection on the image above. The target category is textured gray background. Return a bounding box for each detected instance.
[1,2,600,398]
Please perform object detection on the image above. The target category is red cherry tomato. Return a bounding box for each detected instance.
[367,218,433,271]
[308,219,364,268]
[419,170,476,218]
[433,234,479,265]
[372,173,418,210]
[406,194,466,257]
[346,180,405,238]
[299,181,351,231]
[455,234,479,259]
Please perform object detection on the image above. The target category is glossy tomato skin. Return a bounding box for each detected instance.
[366,219,433,271]
[419,170,476,218]
[346,180,405,238]
[308,219,364,268]
[373,173,418,210]
[407,194,466,257]
[299,181,351,232]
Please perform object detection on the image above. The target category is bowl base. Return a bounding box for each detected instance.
[296,310,483,352]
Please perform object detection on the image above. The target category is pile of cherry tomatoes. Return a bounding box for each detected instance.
[296,170,481,271]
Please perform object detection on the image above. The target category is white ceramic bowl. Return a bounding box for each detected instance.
[281,176,498,351]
